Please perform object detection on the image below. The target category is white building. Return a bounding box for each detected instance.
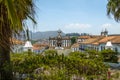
[11,38,24,53]
[49,30,71,49]
[77,35,91,43]
[32,43,49,54]
[80,35,120,53]
[71,43,80,52]
[23,41,33,52]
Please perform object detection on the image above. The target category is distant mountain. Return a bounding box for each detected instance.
[13,30,65,41]
[31,31,66,40]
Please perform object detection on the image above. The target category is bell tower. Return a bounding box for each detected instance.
[57,29,62,47]
[101,29,108,36]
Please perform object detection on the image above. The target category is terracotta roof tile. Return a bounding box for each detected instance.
[33,43,48,47]
[32,43,48,50]
[78,36,91,39]
[32,46,44,50]
[81,35,120,45]
[71,43,79,48]
[111,36,120,43]
[81,36,103,44]
[10,38,24,45]
[98,36,115,43]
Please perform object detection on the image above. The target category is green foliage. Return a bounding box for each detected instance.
[69,51,87,59]
[100,49,118,63]
[11,50,108,80]
[67,51,108,77]
[107,0,120,22]
[44,49,58,57]
[85,49,103,61]
[0,0,36,79]
[71,37,77,44]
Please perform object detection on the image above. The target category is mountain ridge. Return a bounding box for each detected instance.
[31,30,65,40]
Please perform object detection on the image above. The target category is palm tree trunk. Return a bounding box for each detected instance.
[0,26,13,79]
[0,47,13,80]
[0,24,13,80]
[0,2,13,80]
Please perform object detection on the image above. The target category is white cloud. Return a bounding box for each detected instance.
[64,23,91,29]
[102,23,112,28]
[62,23,91,33]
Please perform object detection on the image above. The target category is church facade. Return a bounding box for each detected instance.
[49,30,71,49]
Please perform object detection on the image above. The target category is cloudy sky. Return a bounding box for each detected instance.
[28,0,120,35]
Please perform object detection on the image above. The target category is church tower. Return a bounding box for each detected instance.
[57,29,62,47]
[101,29,108,36]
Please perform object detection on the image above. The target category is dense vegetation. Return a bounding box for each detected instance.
[101,49,118,63]
[71,37,77,45]
[66,33,80,36]
[11,50,109,80]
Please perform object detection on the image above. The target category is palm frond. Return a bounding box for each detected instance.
[0,0,36,49]
[107,0,120,22]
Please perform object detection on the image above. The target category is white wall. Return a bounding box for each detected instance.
[98,44,105,51]
[71,47,79,52]
[112,44,120,53]
[12,44,24,53]
[99,43,120,53]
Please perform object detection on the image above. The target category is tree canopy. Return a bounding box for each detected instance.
[107,0,120,22]
[0,0,36,79]
[11,51,108,80]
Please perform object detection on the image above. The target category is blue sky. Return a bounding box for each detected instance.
[28,0,120,35]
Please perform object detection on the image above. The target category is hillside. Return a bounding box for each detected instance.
[31,31,65,40]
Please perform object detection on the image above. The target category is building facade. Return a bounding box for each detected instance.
[79,35,120,53]
[71,43,80,52]
[77,35,91,43]
[49,30,71,49]
[11,38,24,53]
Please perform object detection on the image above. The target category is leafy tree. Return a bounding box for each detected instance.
[44,50,57,57]
[11,51,108,80]
[100,49,118,63]
[107,0,120,22]
[85,49,103,61]
[71,37,77,44]
[67,51,108,79]
[69,51,87,59]
[0,0,36,79]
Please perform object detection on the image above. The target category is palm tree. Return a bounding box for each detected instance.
[107,0,120,22]
[0,0,36,79]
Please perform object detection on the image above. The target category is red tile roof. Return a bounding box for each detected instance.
[71,43,79,48]
[111,36,120,43]
[81,36,103,44]
[78,36,91,39]
[10,38,24,45]
[80,35,120,45]
[32,43,49,50]
[98,36,115,43]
